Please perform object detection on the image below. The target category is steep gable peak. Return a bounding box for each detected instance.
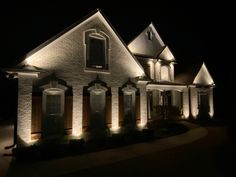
[18,9,145,77]
[147,22,165,46]
[193,62,214,86]
[128,22,165,58]
[158,46,175,61]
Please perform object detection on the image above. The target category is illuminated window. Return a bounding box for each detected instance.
[160,65,170,81]
[85,31,109,70]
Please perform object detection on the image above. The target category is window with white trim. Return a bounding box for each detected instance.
[85,31,109,70]
[43,88,64,117]
[160,65,170,81]
[46,95,61,115]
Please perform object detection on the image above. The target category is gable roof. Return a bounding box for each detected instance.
[17,9,145,76]
[128,23,165,58]
[19,9,100,66]
[158,46,175,61]
[193,62,214,86]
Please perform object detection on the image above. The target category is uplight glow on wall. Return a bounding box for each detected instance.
[4,9,215,148]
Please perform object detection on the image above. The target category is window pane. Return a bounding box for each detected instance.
[124,94,132,112]
[88,37,106,68]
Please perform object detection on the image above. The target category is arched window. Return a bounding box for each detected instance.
[85,30,109,70]
[88,83,108,130]
[122,84,137,128]
[40,79,68,139]
[42,87,65,138]
[160,65,170,81]
[44,88,64,116]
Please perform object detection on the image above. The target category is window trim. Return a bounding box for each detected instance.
[84,29,110,71]
[43,88,65,117]
[160,64,171,81]
[122,84,137,125]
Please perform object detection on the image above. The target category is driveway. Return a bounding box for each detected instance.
[59,126,234,177]
[1,121,211,177]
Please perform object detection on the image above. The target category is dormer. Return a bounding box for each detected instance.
[128,23,165,58]
[155,46,176,82]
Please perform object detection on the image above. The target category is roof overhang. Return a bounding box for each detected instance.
[189,84,215,88]
[147,82,188,91]
[3,67,48,79]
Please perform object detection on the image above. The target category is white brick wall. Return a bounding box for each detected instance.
[190,87,198,118]
[71,84,83,136]
[137,83,148,127]
[182,88,189,119]
[17,75,35,146]
[111,87,119,130]
[21,12,146,139]
[209,88,214,118]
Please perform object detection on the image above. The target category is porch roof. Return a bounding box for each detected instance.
[147,81,188,91]
[3,64,48,78]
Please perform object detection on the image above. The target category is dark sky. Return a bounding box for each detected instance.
[1,1,225,66]
[0,0,233,117]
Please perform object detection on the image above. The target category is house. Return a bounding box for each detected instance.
[3,9,215,147]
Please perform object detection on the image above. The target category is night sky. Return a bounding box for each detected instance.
[0,0,233,118]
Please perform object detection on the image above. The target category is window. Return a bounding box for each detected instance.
[90,92,106,114]
[88,83,108,129]
[161,65,170,81]
[43,88,64,117]
[46,95,61,115]
[85,31,109,70]
[40,79,67,138]
[147,30,153,40]
[122,84,137,126]
[124,94,133,120]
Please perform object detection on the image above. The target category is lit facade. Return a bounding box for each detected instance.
[4,10,215,147]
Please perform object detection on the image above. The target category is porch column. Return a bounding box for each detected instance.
[111,87,119,130]
[148,61,155,79]
[72,84,83,137]
[137,82,148,127]
[170,63,174,82]
[171,90,177,107]
[17,74,35,146]
[182,88,190,119]
[190,87,198,119]
[209,88,214,118]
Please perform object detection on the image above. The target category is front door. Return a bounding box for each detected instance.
[198,92,209,117]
